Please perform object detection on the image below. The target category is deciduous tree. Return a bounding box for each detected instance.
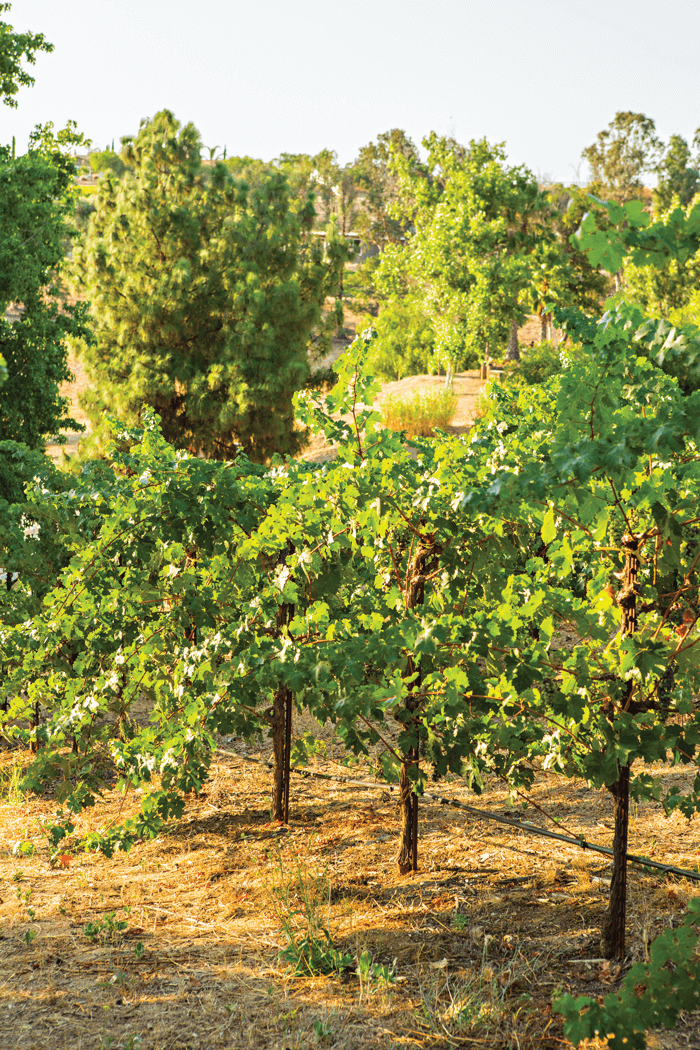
[582,111,662,204]
[0,2,52,107]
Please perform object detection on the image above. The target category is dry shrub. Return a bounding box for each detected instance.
[381,387,457,437]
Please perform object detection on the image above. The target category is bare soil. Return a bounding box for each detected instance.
[1,728,699,1050]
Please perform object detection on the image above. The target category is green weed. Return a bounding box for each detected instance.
[271,844,353,977]
[82,907,131,944]
[356,948,397,1001]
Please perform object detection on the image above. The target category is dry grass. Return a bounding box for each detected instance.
[380,387,458,438]
[1,729,700,1050]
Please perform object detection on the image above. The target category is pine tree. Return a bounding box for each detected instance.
[72,110,345,462]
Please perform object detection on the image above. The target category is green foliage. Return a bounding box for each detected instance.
[0,4,53,107]
[274,147,359,251]
[538,185,610,315]
[350,128,424,248]
[582,111,662,203]
[4,262,700,1002]
[356,949,396,999]
[375,135,552,370]
[655,132,700,211]
[500,341,585,390]
[574,193,700,276]
[0,121,92,447]
[504,341,563,385]
[71,110,346,462]
[88,147,125,178]
[554,898,700,1048]
[82,908,131,943]
[380,385,457,436]
[624,198,700,323]
[361,298,436,380]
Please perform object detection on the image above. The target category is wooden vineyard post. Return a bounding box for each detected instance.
[600,533,639,960]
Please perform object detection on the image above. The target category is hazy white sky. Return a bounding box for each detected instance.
[1,0,699,183]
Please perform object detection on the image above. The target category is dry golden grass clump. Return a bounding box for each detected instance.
[380,386,458,437]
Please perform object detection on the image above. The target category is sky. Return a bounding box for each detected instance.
[1,0,699,184]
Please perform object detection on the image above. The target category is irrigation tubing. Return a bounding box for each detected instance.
[217,747,700,884]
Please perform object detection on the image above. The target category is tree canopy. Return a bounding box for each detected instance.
[71,110,347,462]
[0,18,91,448]
[372,135,552,370]
[0,2,52,107]
[582,111,663,204]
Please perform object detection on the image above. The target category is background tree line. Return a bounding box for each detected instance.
[3,0,700,467]
[58,107,700,463]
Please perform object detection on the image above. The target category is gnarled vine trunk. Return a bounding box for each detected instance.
[270,682,293,823]
[270,544,295,824]
[396,540,439,875]
[601,533,639,959]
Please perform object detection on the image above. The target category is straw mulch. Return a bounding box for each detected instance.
[1,719,700,1050]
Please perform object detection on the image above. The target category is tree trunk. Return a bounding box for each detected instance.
[30,699,40,754]
[600,534,639,960]
[539,312,548,342]
[504,318,520,362]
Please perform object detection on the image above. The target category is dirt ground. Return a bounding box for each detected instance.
[1,720,699,1050]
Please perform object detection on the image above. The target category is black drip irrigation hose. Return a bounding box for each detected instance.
[217,747,700,884]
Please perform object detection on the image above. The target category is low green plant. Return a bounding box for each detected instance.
[271,846,353,977]
[82,907,131,944]
[554,898,700,1049]
[380,386,457,437]
[313,1018,334,1043]
[356,948,397,1000]
[12,839,36,857]
[98,1034,141,1050]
